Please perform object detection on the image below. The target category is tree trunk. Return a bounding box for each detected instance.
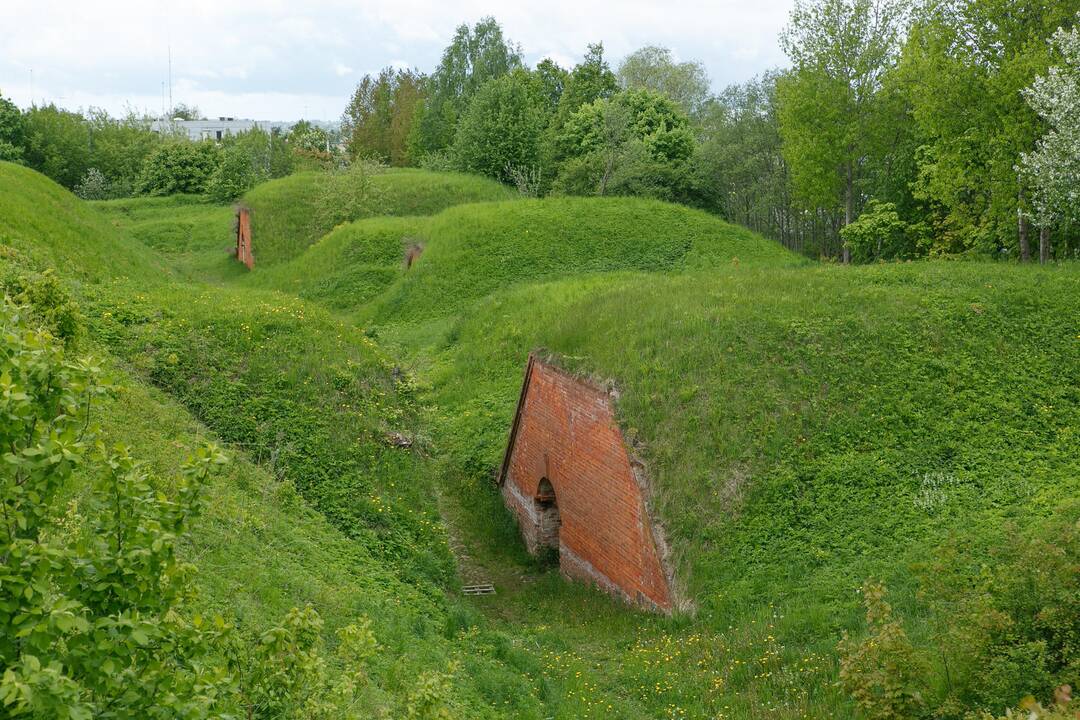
[842,163,853,265]
[1018,188,1031,262]
[1039,226,1051,264]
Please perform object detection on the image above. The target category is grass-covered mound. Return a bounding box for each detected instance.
[0,165,552,718]
[0,161,168,283]
[367,196,797,323]
[415,261,1080,717]
[243,167,516,267]
[92,194,244,283]
[243,216,424,310]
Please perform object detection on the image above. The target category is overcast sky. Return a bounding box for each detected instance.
[0,0,794,121]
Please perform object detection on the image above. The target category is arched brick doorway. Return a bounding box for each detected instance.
[498,354,676,612]
[534,477,560,553]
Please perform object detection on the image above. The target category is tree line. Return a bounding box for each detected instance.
[342,2,1080,261]
[0,98,338,202]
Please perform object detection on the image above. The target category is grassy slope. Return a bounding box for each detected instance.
[0,161,168,284]
[0,164,553,719]
[366,196,796,324]
[242,216,425,310]
[413,262,1080,718]
[91,195,244,283]
[243,168,516,267]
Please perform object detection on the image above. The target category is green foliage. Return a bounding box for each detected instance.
[0,296,233,718]
[838,582,928,720]
[0,92,25,163]
[840,200,913,262]
[206,144,262,203]
[617,46,711,117]
[409,17,523,158]
[21,105,93,190]
[344,68,426,165]
[451,69,548,181]
[0,260,81,344]
[899,0,1080,256]
[73,168,113,200]
[1020,20,1080,230]
[778,0,907,259]
[552,88,694,199]
[135,142,220,197]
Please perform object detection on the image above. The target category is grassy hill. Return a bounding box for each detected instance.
[0,164,553,718]
[406,261,1080,718]
[6,160,1078,718]
[0,161,168,284]
[243,167,516,267]
[247,195,796,324]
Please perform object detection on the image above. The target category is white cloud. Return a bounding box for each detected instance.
[0,0,794,119]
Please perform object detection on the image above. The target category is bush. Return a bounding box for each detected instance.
[841,201,913,262]
[74,168,113,200]
[135,142,220,196]
[0,295,233,718]
[451,69,548,181]
[838,581,928,720]
[206,144,262,203]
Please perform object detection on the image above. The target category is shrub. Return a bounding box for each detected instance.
[206,144,261,203]
[0,296,233,718]
[841,201,913,262]
[313,161,387,232]
[451,69,548,181]
[838,581,928,720]
[135,142,220,196]
[74,168,113,200]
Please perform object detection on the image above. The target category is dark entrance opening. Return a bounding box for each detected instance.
[534,477,561,561]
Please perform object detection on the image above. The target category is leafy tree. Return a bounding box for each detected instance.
[541,43,620,189]
[553,88,694,199]
[0,91,25,162]
[617,46,711,117]
[206,144,260,203]
[408,17,523,158]
[899,0,1080,257]
[533,58,569,114]
[451,69,548,180]
[840,199,914,261]
[84,109,162,197]
[343,68,426,165]
[22,105,92,189]
[168,103,202,121]
[1020,18,1080,256]
[135,141,220,196]
[777,0,907,262]
[74,168,113,200]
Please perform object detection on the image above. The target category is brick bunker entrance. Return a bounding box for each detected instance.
[235,206,254,269]
[498,354,676,612]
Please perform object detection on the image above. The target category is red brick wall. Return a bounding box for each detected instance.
[236,207,254,269]
[500,356,673,611]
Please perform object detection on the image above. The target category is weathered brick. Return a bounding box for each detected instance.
[498,354,674,612]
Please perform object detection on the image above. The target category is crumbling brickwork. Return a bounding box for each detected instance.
[236,206,254,269]
[499,355,674,612]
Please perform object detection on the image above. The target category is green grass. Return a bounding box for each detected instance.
[243,168,517,267]
[0,161,168,284]
[366,196,797,324]
[91,194,246,283]
[0,164,554,718]
[242,216,423,309]
[409,261,1080,718]
[8,159,1080,718]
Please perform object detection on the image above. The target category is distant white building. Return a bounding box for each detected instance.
[150,117,339,142]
